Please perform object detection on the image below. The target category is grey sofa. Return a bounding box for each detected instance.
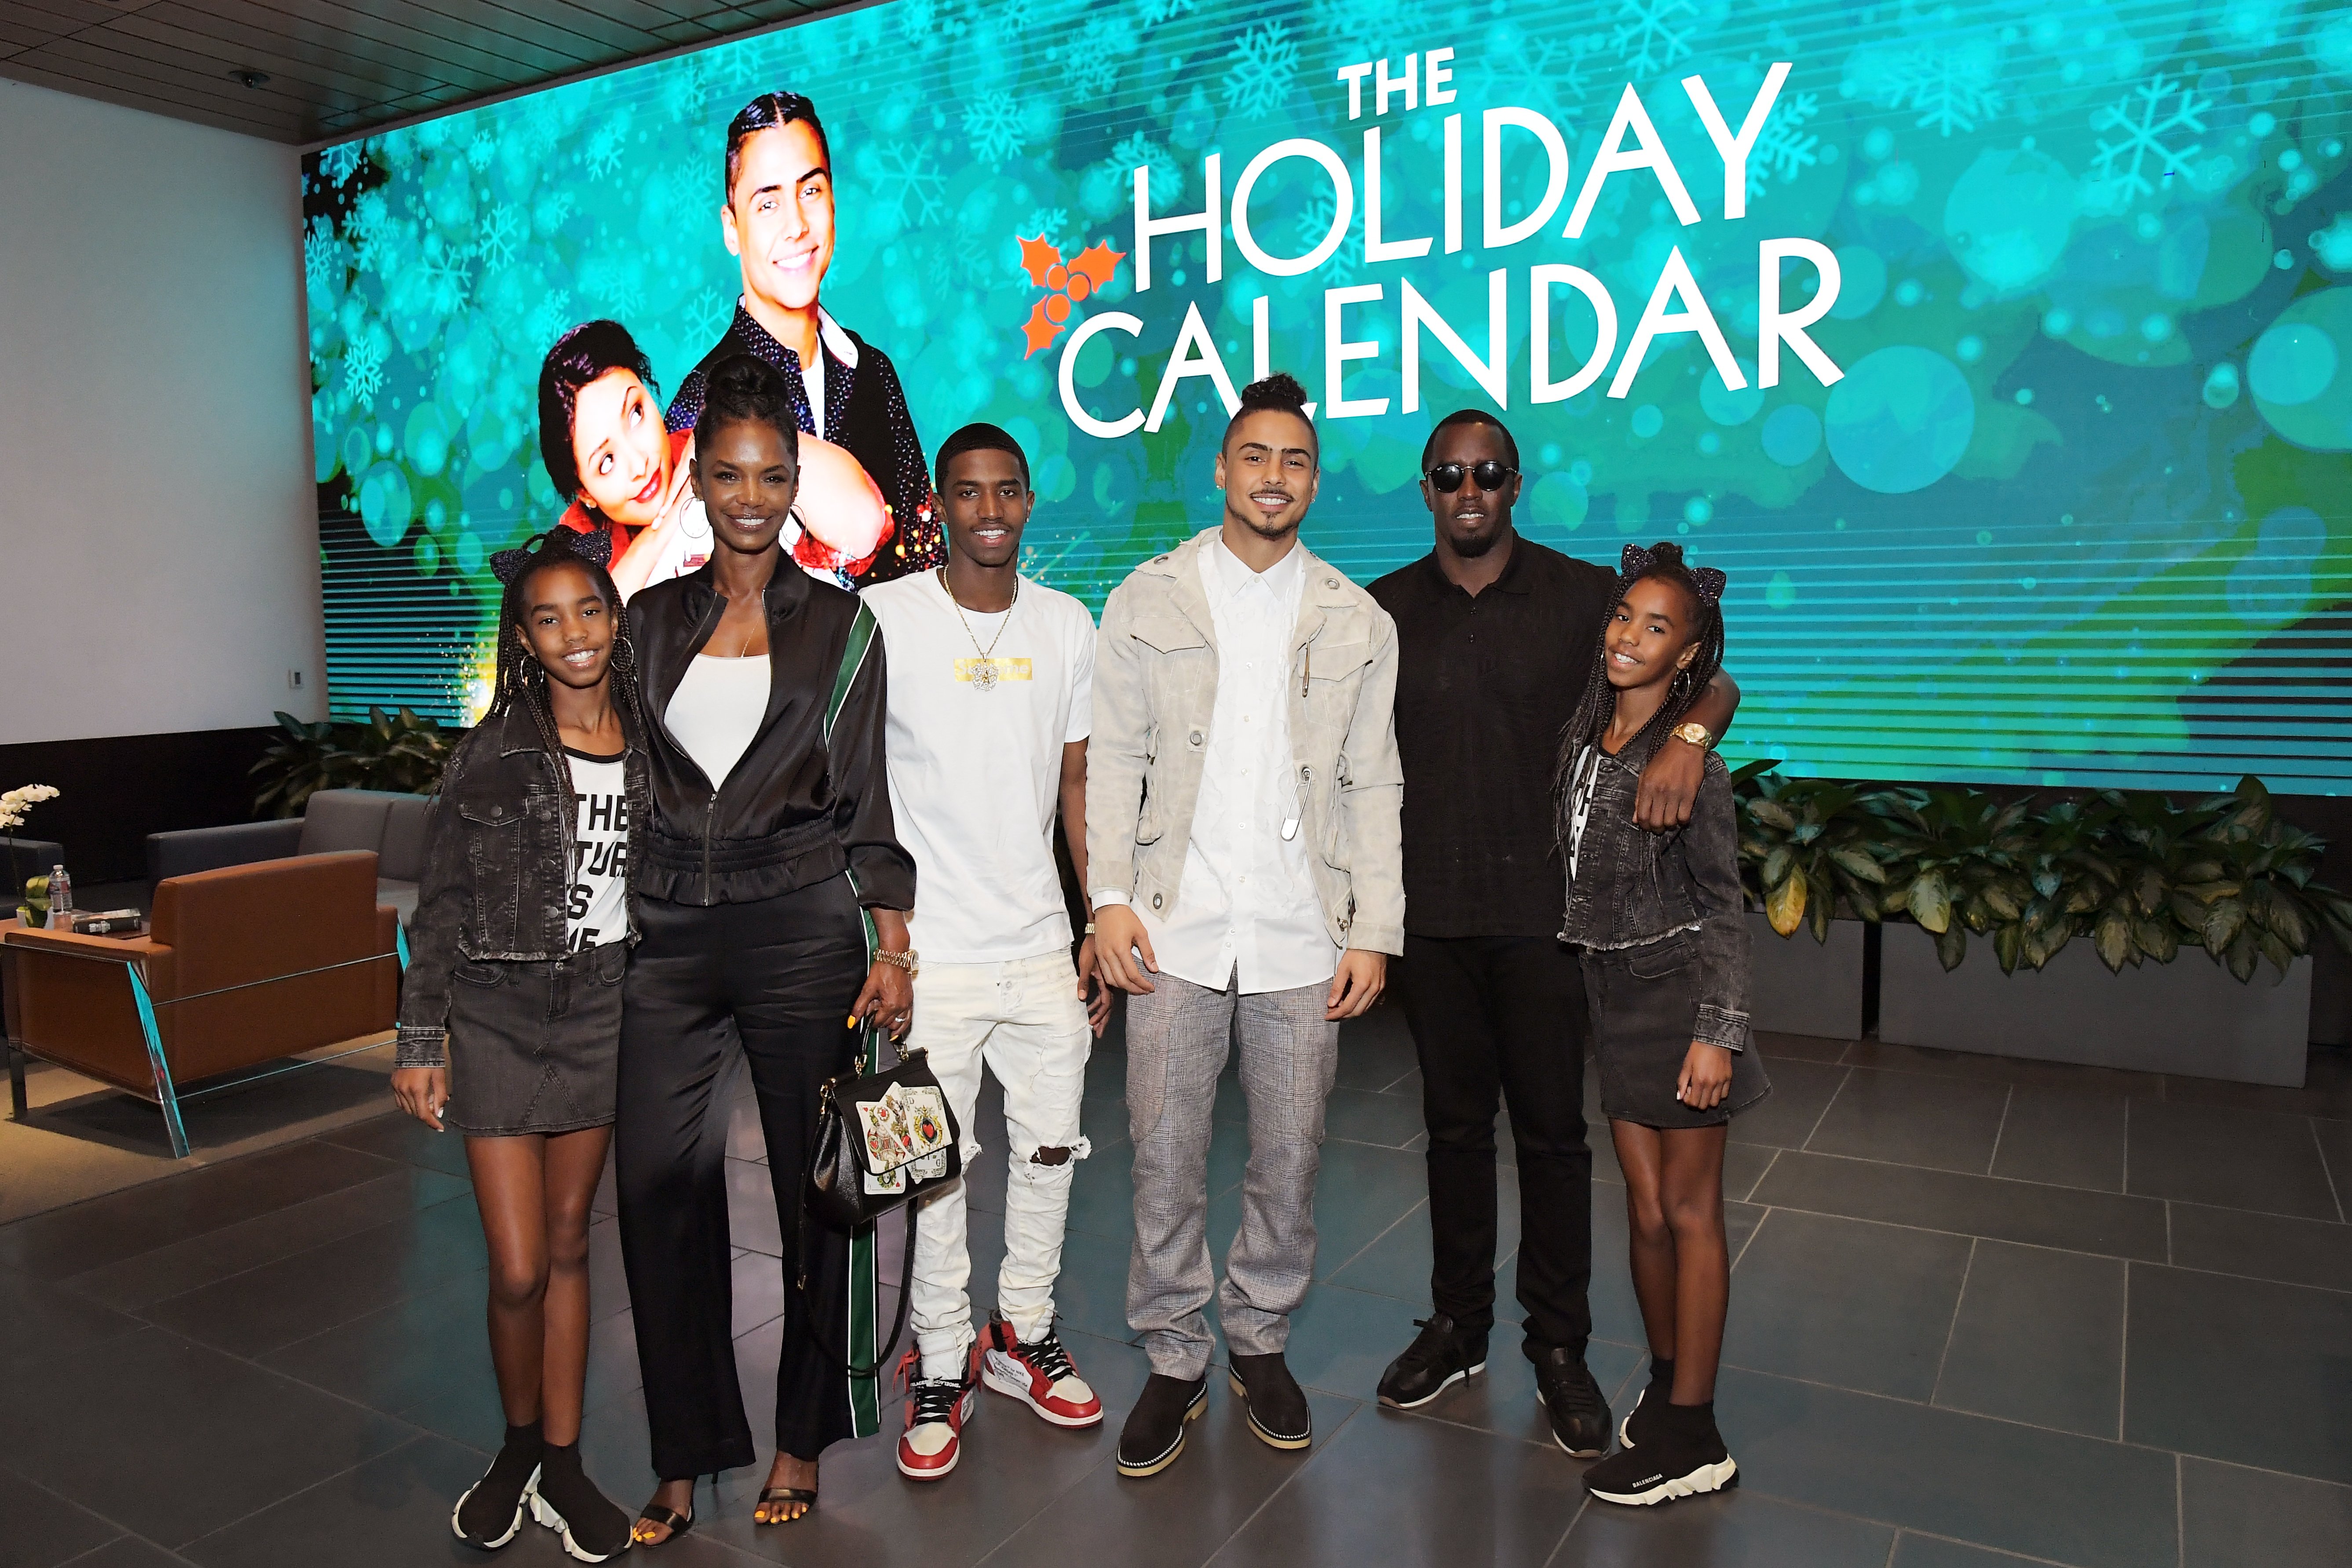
[144,789,432,926]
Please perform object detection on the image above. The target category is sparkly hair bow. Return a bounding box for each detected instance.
[489,526,613,585]
[1619,543,1727,606]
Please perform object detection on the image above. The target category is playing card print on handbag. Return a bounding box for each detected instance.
[854,1082,956,1195]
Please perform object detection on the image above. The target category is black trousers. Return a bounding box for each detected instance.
[1395,934,1594,1356]
[616,878,870,1480]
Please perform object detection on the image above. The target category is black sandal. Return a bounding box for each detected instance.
[755,1486,817,1525]
[631,1502,693,1546]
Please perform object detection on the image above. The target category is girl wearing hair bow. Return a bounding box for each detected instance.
[1555,542,1770,1509]
[391,529,645,1561]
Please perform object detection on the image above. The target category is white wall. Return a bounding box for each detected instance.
[0,78,322,746]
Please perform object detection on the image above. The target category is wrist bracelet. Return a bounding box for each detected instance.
[873,948,919,976]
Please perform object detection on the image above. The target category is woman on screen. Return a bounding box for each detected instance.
[540,319,890,598]
[663,91,947,586]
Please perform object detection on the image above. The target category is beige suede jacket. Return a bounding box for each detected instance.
[1086,527,1406,955]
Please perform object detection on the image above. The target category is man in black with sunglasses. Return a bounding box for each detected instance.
[1366,409,1739,1457]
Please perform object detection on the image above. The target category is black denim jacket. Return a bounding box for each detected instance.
[1558,736,1751,1051]
[394,702,651,1068]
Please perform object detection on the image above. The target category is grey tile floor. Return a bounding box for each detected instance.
[5,1009,2352,1566]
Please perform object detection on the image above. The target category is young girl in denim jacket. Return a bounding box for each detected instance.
[1556,542,1769,1507]
[390,529,646,1560]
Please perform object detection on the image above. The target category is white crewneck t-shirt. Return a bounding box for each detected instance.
[862,570,1095,964]
[664,654,770,788]
[563,749,630,951]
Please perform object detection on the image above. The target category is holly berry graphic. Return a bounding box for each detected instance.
[1016,234,1126,358]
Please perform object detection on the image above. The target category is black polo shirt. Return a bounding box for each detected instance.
[1369,536,1617,939]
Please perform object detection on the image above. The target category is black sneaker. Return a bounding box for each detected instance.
[1116,1373,1207,1478]
[1377,1314,1489,1410]
[1227,1352,1311,1450]
[1583,1401,1737,1506]
[1530,1346,1611,1458]
[453,1422,542,1549]
[1618,1358,1674,1449]
[528,1440,633,1562]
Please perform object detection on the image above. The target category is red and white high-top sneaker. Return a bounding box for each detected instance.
[895,1346,978,1480]
[979,1312,1104,1428]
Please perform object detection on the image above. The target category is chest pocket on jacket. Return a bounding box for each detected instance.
[1132,614,1208,655]
[459,799,524,945]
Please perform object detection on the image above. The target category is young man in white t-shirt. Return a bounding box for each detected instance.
[861,424,1112,1481]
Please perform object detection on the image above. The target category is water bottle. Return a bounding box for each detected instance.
[47,864,72,929]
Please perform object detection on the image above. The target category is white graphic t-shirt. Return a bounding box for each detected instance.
[564,750,630,952]
[861,570,1095,964]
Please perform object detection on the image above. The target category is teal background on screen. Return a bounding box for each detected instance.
[303,0,2352,789]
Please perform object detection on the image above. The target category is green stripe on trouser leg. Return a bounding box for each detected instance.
[844,903,882,1438]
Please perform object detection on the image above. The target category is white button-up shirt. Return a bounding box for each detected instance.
[1096,536,1339,995]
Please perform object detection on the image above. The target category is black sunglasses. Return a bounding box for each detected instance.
[1424,460,1519,493]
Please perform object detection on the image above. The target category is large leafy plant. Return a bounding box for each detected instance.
[251,707,455,817]
[1731,761,1894,942]
[1733,768,2352,981]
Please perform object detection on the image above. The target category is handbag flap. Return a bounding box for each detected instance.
[854,1081,955,1175]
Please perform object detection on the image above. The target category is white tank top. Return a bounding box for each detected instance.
[665,654,771,788]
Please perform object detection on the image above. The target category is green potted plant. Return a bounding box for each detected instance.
[1732,763,1891,1037]
[2,783,61,924]
[251,706,455,818]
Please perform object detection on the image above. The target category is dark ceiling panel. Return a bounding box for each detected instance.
[0,0,857,142]
[128,3,455,99]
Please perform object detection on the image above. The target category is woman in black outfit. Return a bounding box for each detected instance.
[618,354,917,1543]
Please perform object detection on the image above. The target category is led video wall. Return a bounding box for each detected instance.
[303,0,2352,789]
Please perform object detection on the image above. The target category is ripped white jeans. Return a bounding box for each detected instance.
[908,950,1094,1379]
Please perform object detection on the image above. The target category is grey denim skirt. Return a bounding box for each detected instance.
[444,939,626,1136]
[1581,931,1771,1130]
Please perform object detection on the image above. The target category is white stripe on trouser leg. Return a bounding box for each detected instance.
[907,952,1093,1379]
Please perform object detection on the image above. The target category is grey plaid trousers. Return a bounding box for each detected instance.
[1124,971,1340,1379]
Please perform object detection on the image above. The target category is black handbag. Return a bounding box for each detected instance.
[807,1038,963,1232]
[793,1031,963,1379]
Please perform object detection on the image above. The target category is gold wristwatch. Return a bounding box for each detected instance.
[1671,722,1715,750]
[874,948,920,977]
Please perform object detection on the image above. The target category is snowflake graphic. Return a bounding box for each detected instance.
[1141,0,1194,23]
[1110,133,1181,203]
[534,189,576,236]
[1611,0,1696,76]
[317,142,366,186]
[420,236,472,316]
[1223,20,1301,120]
[1747,92,1823,198]
[343,331,387,409]
[1070,17,1139,99]
[872,141,949,227]
[577,254,643,319]
[303,219,343,293]
[476,204,524,271]
[1021,207,1072,252]
[687,285,731,343]
[1478,28,1599,123]
[2089,74,2209,201]
[962,96,1027,164]
[1295,188,1360,283]
[1848,37,2004,137]
[585,121,628,180]
[466,131,496,171]
[523,290,575,356]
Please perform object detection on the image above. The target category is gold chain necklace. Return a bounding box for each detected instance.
[939,567,1019,692]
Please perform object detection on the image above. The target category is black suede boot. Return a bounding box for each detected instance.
[1116,1373,1208,1478]
[453,1421,543,1549]
[1227,1352,1311,1450]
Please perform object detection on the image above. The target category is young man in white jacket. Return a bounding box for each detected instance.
[1088,373,1406,1477]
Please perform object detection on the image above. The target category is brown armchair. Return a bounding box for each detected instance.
[2,851,403,1157]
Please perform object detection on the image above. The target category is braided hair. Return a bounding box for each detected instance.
[1552,541,1728,842]
[488,531,645,761]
